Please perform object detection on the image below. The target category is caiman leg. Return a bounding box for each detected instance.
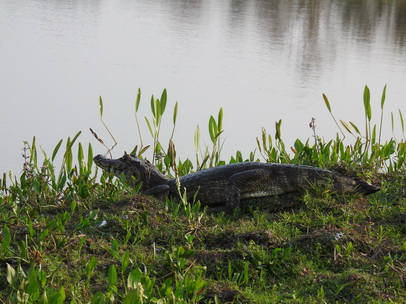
[225,169,268,212]
[143,184,170,201]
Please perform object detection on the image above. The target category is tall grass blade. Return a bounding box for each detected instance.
[134,89,143,147]
[155,98,161,123]
[150,95,156,118]
[349,122,361,135]
[194,125,200,162]
[78,143,84,166]
[399,109,405,137]
[65,139,73,174]
[322,94,345,138]
[275,120,282,141]
[322,94,332,113]
[138,145,150,157]
[87,143,94,173]
[99,96,104,117]
[135,88,141,113]
[372,125,376,144]
[171,101,178,140]
[52,139,63,162]
[379,85,387,144]
[380,84,387,109]
[340,120,355,137]
[173,101,178,125]
[30,136,38,167]
[145,117,153,137]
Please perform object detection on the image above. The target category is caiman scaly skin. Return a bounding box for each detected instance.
[94,153,380,211]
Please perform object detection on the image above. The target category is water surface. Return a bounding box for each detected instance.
[1,0,405,174]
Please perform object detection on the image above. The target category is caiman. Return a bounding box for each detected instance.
[94,153,379,211]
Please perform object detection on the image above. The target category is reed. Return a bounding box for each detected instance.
[0,86,404,303]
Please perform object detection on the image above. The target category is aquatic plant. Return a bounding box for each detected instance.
[0,86,404,303]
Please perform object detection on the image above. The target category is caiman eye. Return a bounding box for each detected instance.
[123,152,132,161]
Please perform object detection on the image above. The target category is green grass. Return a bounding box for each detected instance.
[0,87,405,303]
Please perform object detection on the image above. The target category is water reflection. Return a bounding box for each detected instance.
[1,0,405,173]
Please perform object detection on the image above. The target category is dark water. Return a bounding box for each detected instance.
[1,0,405,174]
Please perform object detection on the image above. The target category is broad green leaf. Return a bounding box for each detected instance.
[2,224,11,254]
[121,250,130,271]
[91,292,106,304]
[322,94,332,113]
[39,291,49,304]
[208,116,217,142]
[38,269,47,287]
[111,239,119,257]
[293,139,304,152]
[86,256,97,278]
[160,88,167,114]
[218,107,223,132]
[26,267,40,300]
[128,268,142,289]
[108,265,117,286]
[50,287,66,304]
[123,290,140,304]
[363,85,371,121]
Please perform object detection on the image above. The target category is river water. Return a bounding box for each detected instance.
[1,0,405,174]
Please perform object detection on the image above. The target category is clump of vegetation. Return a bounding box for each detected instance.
[0,86,405,303]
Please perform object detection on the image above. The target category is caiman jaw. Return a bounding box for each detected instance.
[353,181,380,195]
[93,154,127,174]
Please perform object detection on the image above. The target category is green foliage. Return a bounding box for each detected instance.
[0,86,405,303]
[256,86,405,172]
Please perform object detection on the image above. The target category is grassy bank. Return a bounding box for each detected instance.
[0,87,405,303]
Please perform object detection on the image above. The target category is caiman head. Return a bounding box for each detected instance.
[332,173,380,195]
[93,153,169,190]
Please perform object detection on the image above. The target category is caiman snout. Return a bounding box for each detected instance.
[93,154,126,171]
[351,178,380,195]
[93,154,103,162]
